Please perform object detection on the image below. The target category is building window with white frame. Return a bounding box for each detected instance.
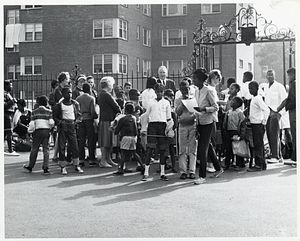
[162,60,187,75]
[248,62,252,71]
[239,59,243,69]
[143,4,151,16]
[20,56,42,75]
[162,4,187,16]
[119,54,127,74]
[25,23,42,41]
[93,19,127,40]
[93,54,127,74]
[7,44,19,53]
[7,9,19,24]
[119,20,127,40]
[143,60,151,77]
[162,29,187,46]
[136,25,140,40]
[143,28,151,46]
[7,65,20,79]
[21,5,42,9]
[136,57,140,73]
[201,4,221,14]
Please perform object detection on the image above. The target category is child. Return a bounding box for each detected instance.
[141,83,172,181]
[223,96,246,170]
[128,89,145,172]
[163,89,178,173]
[113,102,144,175]
[174,80,197,179]
[53,86,84,175]
[140,76,157,111]
[123,82,132,101]
[224,83,241,111]
[4,80,19,156]
[23,96,55,175]
[247,81,270,171]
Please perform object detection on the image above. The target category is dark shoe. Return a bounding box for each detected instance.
[189,173,196,179]
[124,167,133,173]
[165,164,172,170]
[43,169,50,175]
[180,173,187,179]
[141,175,148,181]
[247,165,262,172]
[79,161,85,167]
[113,170,124,175]
[171,168,178,173]
[23,164,32,173]
[262,165,267,170]
[160,175,169,181]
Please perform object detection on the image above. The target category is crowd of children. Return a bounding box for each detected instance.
[4,65,296,183]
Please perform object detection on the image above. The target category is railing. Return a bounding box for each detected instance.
[10,71,186,109]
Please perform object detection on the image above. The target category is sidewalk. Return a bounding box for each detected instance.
[4,149,298,239]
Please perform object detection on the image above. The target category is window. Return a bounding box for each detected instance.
[7,65,20,79]
[136,58,140,73]
[119,55,127,74]
[93,54,127,74]
[162,29,187,46]
[162,4,187,16]
[143,4,151,16]
[162,60,187,75]
[248,63,252,71]
[7,45,19,53]
[143,28,151,46]
[143,60,151,76]
[25,23,42,41]
[136,25,140,40]
[21,5,42,9]
[93,19,127,40]
[7,10,19,24]
[239,59,243,68]
[119,20,127,40]
[201,4,221,14]
[21,56,42,75]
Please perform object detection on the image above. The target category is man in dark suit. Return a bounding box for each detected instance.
[157,66,176,94]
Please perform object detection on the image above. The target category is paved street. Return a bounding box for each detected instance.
[4,148,298,239]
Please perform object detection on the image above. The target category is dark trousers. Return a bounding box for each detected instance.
[29,129,50,169]
[251,124,266,168]
[224,130,244,168]
[197,123,221,178]
[58,121,79,166]
[289,110,296,161]
[266,111,281,159]
[78,119,95,161]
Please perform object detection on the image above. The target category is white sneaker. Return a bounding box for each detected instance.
[4,151,20,156]
[75,166,84,174]
[194,178,206,185]
[267,158,278,164]
[61,167,67,175]
[206,167,216,173]
[99,162,112,168]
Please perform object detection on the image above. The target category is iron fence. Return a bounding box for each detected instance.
[10,71,186,109]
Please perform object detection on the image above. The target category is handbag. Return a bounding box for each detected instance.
[232,139,251,158]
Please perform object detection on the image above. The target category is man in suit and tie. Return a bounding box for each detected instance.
[157,66,177,94]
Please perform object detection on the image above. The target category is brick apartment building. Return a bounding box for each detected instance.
[4,4,253,89]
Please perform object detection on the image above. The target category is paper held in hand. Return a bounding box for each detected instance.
[181,98,198,113]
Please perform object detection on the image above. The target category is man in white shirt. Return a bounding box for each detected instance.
[264,69,287,163]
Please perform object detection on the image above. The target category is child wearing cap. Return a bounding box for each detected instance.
[23,95,55,175]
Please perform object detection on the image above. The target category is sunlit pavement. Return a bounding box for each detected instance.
[4,149,298,239]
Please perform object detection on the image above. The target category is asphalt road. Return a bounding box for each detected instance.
[3,149,298,239]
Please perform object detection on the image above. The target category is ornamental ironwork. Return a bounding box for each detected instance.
[183,5,295,76]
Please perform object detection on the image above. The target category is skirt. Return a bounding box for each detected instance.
[98,121,113,148]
